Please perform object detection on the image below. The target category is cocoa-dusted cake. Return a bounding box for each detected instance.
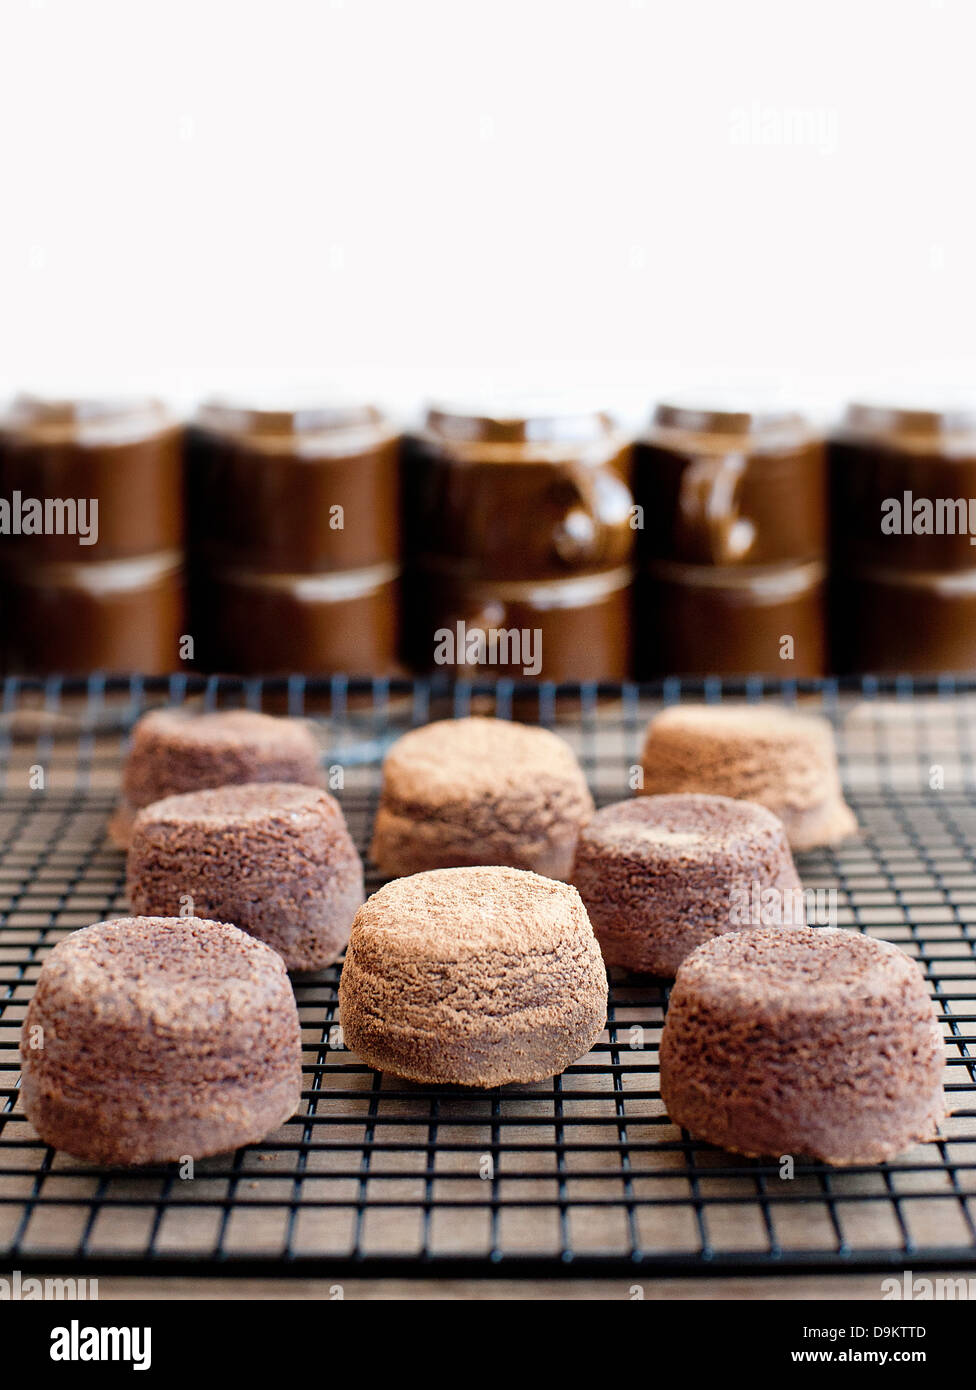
[640,704,856,850]
[19,916,302,1166]
[659,926,946,1165]
[127,783,364,972]
[572,793,802,976]
[339,866,607,1087]
[369,717,593,880]
[109,707,323,848]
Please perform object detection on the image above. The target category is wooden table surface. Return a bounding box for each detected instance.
[93,1271,971,1301]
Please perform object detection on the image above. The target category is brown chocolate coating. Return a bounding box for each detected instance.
[635,560,826,678]
[636,404,827,567]
[0,396,183,560]
[640,704,856,851]
[572,793,802,976]
[127,782,364,972]
[370,716,594,880]
[19,915,302,1166]
[187,401,400,574]
[659,926,946,1164]
[339,866,608,1087]
[112,708,323,848]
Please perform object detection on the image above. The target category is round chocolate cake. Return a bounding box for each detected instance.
[19,916,303,1166]
[110,707,323,848]
[659,926,946,1165]
[127,783,364,972]
[369,716,594,880]
[339,866,608,1087]
[640,704,857,850]
[572,793,802,976]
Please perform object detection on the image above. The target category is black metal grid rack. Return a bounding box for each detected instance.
[1,673,975,1280]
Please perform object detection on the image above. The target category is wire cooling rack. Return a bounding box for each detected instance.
[0,673,975,1279]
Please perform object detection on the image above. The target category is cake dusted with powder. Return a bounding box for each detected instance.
[659,925,945,1165]
[19,916,302,1166]
[369,716,594,880]
[339,865,608,1087]
[572,793,802,976]
[640,704,856,850]
[110,707,323,848]
[127,782,363,972]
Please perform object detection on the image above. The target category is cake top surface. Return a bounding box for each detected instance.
[647,703,833,747]
[674,926,928,1010]
[380,717,589,804]
[351,865,593,960]
[131,707,319,755]
[582,793,789,859]
[37,915,288,1003]
[132,781,342,830]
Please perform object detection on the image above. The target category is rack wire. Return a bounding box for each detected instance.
[0,673,974,1279]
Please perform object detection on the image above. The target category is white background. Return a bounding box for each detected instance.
[1,0,974,426]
